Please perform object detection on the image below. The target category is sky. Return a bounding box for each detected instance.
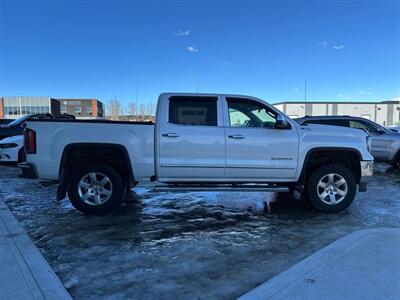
[0,0,399,108]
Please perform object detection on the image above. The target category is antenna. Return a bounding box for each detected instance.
[195,77,198,93]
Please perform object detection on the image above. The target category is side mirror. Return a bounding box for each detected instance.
[275,115,290,129]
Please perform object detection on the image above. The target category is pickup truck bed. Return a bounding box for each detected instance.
[24,119,155,181]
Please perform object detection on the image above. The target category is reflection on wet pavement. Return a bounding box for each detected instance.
[0,164,399,300]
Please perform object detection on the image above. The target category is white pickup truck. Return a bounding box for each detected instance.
[20,93,373,215]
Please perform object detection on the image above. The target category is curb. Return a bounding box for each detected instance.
[238,228,400,300]
[0,199,72,300]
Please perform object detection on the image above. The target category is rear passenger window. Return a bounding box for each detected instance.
[169,96,218,126]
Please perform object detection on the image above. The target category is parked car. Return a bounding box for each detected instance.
[295,116,400,167]
[20,93,373,215]
[388,126,400,133]
[0,113,76,141]
[0,119,12,125]
[0,135,24,163]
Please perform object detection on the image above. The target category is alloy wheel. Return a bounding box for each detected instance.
[78,172,113,206]
[317,173,348,205]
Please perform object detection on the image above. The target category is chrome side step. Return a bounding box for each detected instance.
[154,183,289,193]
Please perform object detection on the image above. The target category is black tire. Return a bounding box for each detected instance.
[68,163,124,215]
[306,164,357,213]
[18,148,26,163]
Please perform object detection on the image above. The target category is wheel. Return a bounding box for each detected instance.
[306,164,357,213]
[68,163,124,215]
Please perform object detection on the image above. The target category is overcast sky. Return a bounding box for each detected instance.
[0,0,399,105]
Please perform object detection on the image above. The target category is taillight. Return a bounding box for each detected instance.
[24,128,37,154]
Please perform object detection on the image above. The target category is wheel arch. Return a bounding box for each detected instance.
[393,148,400,165]
[299,147,362,185]
[58,143,135,200]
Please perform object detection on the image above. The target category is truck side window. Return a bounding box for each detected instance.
[227,98,277,128]
[169,96,218,126]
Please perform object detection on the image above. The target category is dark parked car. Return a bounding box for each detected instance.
[295,115,400,167]
[0,113,76,140]
[0,119,12,125]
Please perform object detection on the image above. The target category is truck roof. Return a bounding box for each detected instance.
[159,92,267,100]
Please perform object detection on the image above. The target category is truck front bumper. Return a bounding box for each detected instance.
[359,160,373,192]
[18,162,38,179]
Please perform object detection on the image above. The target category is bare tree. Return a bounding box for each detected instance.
[146,103,156,116]
[108,99,121,120]
[127,102,137,116]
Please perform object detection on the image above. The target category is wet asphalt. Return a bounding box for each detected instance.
[0,163,399,300]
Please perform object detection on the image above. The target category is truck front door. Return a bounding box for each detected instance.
[223,97,299,180]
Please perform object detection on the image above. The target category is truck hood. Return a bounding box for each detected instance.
[297,123,373,160]
[301,124,368,136]
[299,123,369,140]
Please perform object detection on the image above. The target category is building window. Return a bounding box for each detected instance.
[75,107,81,114]
[85,106,93,115]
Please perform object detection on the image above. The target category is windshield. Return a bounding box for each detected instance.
[7,114,31,127]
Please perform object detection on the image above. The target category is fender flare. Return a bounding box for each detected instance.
[298,147,363,185]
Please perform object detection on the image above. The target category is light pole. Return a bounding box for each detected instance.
[304,78,307,116]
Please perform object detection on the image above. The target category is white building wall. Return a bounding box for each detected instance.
[285,103,305,118]
[312,104,326,116]
[274,104,284,114]
[273,101,400,126]
[337,103,375,119]
[376,104,388,126]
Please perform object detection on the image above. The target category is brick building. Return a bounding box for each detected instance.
[57,98,104,118]
[0,97,104,119]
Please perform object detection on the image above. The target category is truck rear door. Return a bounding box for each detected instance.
[156,95,225,180]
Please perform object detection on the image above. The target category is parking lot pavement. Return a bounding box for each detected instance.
[0,163,399,300]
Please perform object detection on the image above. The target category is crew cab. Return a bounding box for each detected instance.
[20,93,374,215]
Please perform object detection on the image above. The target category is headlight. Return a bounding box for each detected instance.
[0,143,18,149]
[366,136,372,152]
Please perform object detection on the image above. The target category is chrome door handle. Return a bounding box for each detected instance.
[162,133,179,138]
[228,134,245,140]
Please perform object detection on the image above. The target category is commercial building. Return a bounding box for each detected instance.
[0,97,104,119]
[274,100,400,126]
[0,96,60,119]
[57,99,104,118]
